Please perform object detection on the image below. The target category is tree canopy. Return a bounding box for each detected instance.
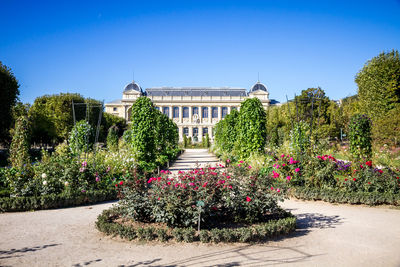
[0,62,20,144]
[356,49,400,120]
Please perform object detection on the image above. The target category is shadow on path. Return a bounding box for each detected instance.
[156,244,320,267]
[0,244,61,260]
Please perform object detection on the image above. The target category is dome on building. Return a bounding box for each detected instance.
[123,81,142,93]
[250,81,268,93]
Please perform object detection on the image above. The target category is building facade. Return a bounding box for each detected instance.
[105,81,271,141]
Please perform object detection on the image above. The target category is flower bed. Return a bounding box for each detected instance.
[0,188,117,212]
[96,207,296,243]
[290,187,400,206]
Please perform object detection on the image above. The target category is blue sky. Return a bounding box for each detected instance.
[1,0,400,104]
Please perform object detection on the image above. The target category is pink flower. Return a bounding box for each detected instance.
[119,181,123,185]
[276,188,281,193]
[202,182,208,187]
[295,168,300,172]
[95,177,100,182]
[281,154,285,158]
[226,159,231,163]
[282,163,286,167]
[82,161,87,167]
[246,196,252,202]
[106,166,111,173]
[240,160,244,163]
[270,186,274,190]
[248,166,252,169]
[238,164,241,167]
[286,176,291,181]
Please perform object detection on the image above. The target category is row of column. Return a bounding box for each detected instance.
[161,106,234,123]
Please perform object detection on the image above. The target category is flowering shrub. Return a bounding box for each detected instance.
[342,161,400,193]
[271,154,303,187]
[120,163,283,228]
[68,120,93,155]
[301,154,338,188]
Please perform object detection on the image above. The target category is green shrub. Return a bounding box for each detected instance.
[156,228,168,242]
[106,125,119,151]
[69,120,93,155]
[9,116,31,169]
[349,114,372,160]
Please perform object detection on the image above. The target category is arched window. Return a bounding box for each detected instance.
[173,107,179,118]
[193,127,198,137]
[183,107,189,118]
[221,107,228,118]
[192,107,199,115]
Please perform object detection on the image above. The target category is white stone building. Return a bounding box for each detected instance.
[105,81,271,141]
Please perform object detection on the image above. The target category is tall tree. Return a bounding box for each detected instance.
[0,62,20,144]
[234,98,267,158]
[356,49,400,120]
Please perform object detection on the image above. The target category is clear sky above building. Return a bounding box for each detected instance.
[1,0,399,104]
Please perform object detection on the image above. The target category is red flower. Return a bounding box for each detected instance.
[119,181,124,185]
[115,184,118,187]
[366,161,372,167]
[344,178,348,181]
[202,182,208,187]
[246,196,252,202]
[368,182,371,184]
[377,170,383,174]
[353,178,356,181]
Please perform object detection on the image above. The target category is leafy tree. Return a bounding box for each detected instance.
[234,98,267,158]
[372,104,400,145]
[130,97,157,163]
[0,62,20,144]
[214,109,238,153]
[106,125,119,151]
[356,49,400,120]
[154,110,179,160]
[68,120,93,155]
[349,114,372,160]
[9,116,30,168]
[29,93,86,144]
[290,121,310,154]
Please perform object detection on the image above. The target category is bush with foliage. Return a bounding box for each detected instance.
[234,98,267,158]
[119,163,283,229]
[68,120,93,155]
[9,116,31,169]
[290,121,310,155]
[107,125,119,151]
[96,206,296,243]
[348,114,372,160]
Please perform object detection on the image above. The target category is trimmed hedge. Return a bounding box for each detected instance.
[290,187,400,206]
[96,208,297,243]
[0,189,117,212]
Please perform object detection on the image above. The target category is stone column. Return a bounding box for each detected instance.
[228,106,231,114]
[209,106,212,120]
[169,105,173,119]
[199,106,203,122]
[218,106,222,121]
[179,106,183,123]
[189,106,192,123]
[189,127,193,138]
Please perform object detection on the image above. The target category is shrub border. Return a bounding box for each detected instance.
[290,187,400,206]
[0,189,117,212]
[95,208,297,243]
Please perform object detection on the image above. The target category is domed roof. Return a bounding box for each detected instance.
[124,81,142,93]
[250,81,268,93]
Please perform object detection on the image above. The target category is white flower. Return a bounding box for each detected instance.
[43,180,47,186]
[64,181,69,186]
[41,173,47,179]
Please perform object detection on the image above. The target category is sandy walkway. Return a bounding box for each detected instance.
[0,149,399,266]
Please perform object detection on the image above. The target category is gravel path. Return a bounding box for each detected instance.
[0,149,399,267]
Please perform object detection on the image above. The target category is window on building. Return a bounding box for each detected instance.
[183,107,189,118]
[113,107,117,112]
[163,107,169,116]
[202,107,208,118]
[212,107,218,118]
[221,107,228,118]
[192,107,199,116]
[173,107,179,118]
[231,106,237,111]
[202,127,208,136]
[193,127,198,137]
[183,127,189,136]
